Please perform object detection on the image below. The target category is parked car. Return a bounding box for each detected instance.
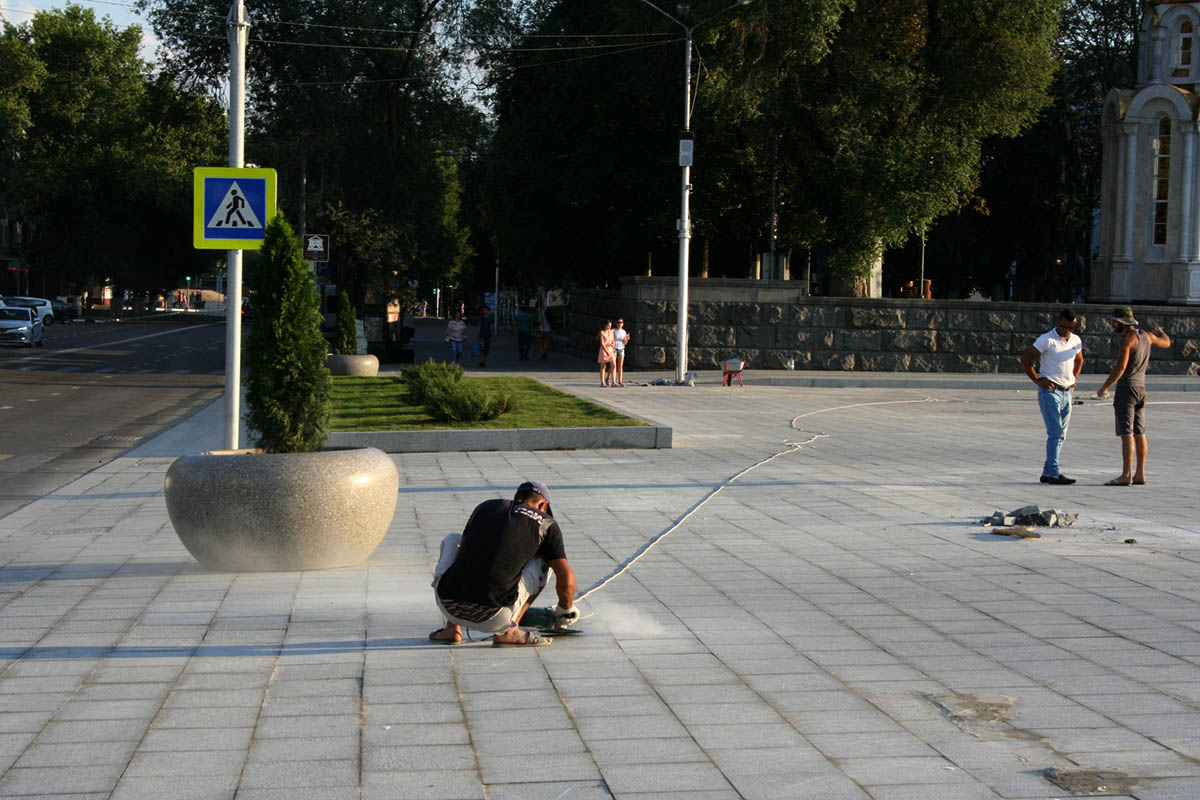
[50,299,77,322]
[0,306,45,347]
[2,296,55,326]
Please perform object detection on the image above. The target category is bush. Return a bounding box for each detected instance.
[400,358,464,405]
[423,380,512,422]
[333,290,357,355]
[245,214,332,453]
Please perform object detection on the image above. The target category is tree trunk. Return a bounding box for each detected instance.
[829,237,884,298]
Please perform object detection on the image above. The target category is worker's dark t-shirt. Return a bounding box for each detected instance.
[437,499,565,610]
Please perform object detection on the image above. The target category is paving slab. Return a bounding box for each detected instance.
[3,328,1200,797]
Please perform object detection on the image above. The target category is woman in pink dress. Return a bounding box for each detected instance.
[596,321,616,387]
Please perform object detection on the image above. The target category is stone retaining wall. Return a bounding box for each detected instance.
[567,277,1200,374]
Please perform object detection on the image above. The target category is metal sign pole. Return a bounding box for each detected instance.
[224,0,248,450]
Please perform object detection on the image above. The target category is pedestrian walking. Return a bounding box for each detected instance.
[443,311,465,363]
[1093,307,1172,486]
[515,304,534,361]
[537,307,552,360]
[1018,308,1084,485]
[477,306,494,368]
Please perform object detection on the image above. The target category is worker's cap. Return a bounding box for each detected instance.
[517,480,553,516]
[517,480,551,503]
[1110,307,1138,326]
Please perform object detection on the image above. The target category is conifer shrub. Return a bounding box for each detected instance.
[245,213,332,453]
[333,290,357,355]
[400,358,464,405]
[423,379,512,422]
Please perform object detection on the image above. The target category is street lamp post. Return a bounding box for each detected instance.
[635,0,752,383]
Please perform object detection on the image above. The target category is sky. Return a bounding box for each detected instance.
[1,0,160,59]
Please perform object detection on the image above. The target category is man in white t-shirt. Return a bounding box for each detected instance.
[1019,309,1084,485]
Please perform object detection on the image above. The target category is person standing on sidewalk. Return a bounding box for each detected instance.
[1093,307,1172,486]
[612,318,630,387]
[596,320,616,387]
[1019,308,1084,485]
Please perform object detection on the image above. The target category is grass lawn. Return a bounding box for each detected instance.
[329,375,645,431]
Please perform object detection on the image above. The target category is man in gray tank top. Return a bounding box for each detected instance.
[1094,308,1172,486]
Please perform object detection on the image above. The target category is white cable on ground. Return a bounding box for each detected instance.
[575,397,944,602]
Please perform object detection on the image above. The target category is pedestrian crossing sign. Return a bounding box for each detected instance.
[193,167,277,249]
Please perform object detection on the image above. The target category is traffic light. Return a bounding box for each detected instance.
[433,287,438,295]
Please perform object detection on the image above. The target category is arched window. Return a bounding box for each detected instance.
[1176,20,1195,76]
[1153,116,1172,246]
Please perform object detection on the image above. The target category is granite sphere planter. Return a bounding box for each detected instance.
[326,353,379,376]
[164,447,399,572]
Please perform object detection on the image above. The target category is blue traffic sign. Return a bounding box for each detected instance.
[193,167,277,250]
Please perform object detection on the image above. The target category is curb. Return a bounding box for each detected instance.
[326,425,672,453]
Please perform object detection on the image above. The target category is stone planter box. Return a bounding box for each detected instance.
[326,353,380,376]
[164,447,399,572]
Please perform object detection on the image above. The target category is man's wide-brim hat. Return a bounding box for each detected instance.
[1110,307,1138,326]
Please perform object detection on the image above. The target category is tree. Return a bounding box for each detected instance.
[140,0,482,301]
[5,5,224,299]
[740,0,1062,293]
[0,25,45,199]
[333,289,357,355]
[885,0,1141,301]
[245,213,331,453]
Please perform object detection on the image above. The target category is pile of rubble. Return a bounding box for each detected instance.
[981,505,1078,529]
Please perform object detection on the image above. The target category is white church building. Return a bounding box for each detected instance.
[1096,0,1200,304]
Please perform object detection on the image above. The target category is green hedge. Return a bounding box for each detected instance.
[423,379,512,422]
[399,359,465,405]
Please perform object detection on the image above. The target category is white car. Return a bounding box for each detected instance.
[0,306,45,347]
[2,296,55,326]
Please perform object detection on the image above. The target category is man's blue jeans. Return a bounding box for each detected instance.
[1038,386,1072,476]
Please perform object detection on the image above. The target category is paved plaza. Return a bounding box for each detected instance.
[2,331,1200,799]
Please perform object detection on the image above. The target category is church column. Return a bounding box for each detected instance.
[1151,26,1166,84]
[1188,121,1200,261]
[1180,120,1190,261]
[1173,122,1200,303]
[1120,122,1139,260]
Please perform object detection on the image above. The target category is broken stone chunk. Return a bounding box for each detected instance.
[991,527,1042,539]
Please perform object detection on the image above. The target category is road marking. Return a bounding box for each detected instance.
[0,454,10,461]
[0,406,12,410]
[5,322,220,365]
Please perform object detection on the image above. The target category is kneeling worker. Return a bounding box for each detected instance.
[430,480,577,646]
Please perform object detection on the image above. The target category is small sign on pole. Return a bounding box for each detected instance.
[679,131,694,167]
[303,234,330,262]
